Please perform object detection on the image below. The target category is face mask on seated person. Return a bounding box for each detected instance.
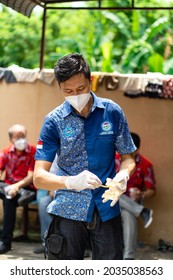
[14,138,27,151]
[65,93,91,112]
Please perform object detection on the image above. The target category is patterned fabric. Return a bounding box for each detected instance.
[35,92,136,222]
[162,78,173,99]
[115,152,156,196]
[0,144,36,189]
[145,79,163,98]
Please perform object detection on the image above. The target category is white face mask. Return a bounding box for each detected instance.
[14,138,27,151]
[65,93,91,113]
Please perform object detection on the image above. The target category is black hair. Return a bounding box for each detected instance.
[131,132,141,149]
[54,53,91,84]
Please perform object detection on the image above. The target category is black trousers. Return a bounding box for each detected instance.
[0,182,35,245]
[0,193,19,244]
[45,210,123,260]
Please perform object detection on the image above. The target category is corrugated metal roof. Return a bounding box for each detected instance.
[0,0,37,17]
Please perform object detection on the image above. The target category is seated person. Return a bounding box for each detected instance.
[0,124,36,254]
[116,132,156,260]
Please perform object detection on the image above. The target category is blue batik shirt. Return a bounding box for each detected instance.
[35,92,136,222]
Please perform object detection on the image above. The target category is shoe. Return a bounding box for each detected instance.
[141,208,153,228]
[0,241,11,254]
[18,189,36,206]
[156,239,173,251]
[33,244,45,254]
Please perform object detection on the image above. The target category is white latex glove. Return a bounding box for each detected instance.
[65,170,102,191]
[113,170,129,189]
[102,170,129,207]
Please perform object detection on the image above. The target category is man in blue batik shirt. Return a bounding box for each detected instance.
[33,52,136,260]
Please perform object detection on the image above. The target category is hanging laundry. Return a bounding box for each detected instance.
[0,68,17,83]
[91,74,100,91]
[7,65,39,83]
[105,76,119,90]
[97,74,119,90]
[144,79,163,98]
[162,78,173,99]
[38,69,55,85]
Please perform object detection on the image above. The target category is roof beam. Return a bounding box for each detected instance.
[46,6,173,10]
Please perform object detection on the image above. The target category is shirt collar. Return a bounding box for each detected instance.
[9,144,30,153]
[91,91,105,111]
[135,153,141,163]
[62,91,105,118]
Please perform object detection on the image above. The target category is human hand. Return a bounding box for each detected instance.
[129,187,141,202]
[65,170,102,191]
[102,170,129,207]
[4,184,19,199]
[49,190,55,197]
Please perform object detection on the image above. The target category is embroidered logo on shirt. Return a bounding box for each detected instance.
[100,121,114,135]
[63,126,75,140]
[37,140,43,149]
[101,121,112,131]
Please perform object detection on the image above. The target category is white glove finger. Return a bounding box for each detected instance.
[104,192,118,206]
[88,178,101,186]
[106,178,112,185]
[102,192,109,200]
[102,195,117,206]
[89,174,102,184]
[87,179,101,188]
[102,188,120,204]
[102,191,113,200]
[102,191,111,202]
[84,183,96,190]
[102,198,109,203]
[84,170,100,179]
[110,200,117,207]
[102,188,111,196]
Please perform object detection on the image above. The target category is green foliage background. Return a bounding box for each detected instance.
[0,0,173,73]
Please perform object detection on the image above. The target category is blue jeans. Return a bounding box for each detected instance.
[38,195,53,244]
[121,208,137,259]
[46,209,123,260]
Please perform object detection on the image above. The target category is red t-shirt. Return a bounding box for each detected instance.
[115,152,156,196]
[0,144,36,190]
